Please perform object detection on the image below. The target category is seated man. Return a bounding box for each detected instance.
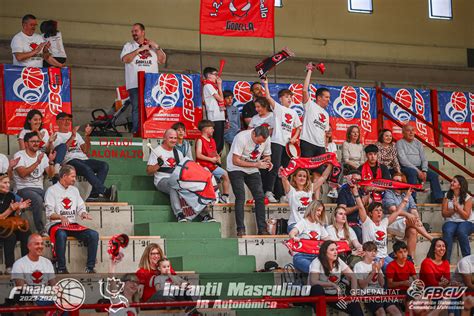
[13,132,55,236]
[45,165,99,274]
[53,112,116,202]
[396,124,443,203]
[227,125,272,237]
[11,233,55,286]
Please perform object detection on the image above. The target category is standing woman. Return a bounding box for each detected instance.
[308,240,363,315]
[341,125,365,172]
[136,243,176,302]
[441,175,473,261]
[40,20,66,67]
[18,109,51,152]
[325,126,337,156]
[248,97,274,135]
[375,129,401,177]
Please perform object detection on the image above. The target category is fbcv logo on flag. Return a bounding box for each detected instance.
[438,90,472,147]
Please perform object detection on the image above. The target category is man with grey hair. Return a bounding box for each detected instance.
[227,126,273,237]
[397,124,443,203]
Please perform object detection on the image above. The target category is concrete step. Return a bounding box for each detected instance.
[120,190,169,205]
[165,238,239,257]
[168,255,256,274]
[135,222,222,239]
[105,175,156,191]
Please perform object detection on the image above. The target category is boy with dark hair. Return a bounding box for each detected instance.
[386,241,417,291]
[223,90,241,147]
[354,241,402,316]
[171,122,193,160]
[261,78,302,203]
[195,120,230,203]
[242,82,265,128]
[202,67,225,154]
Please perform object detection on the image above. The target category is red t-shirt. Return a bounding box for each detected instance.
[419,258,450,287]
[196,136,218,171]
[386,260,417,291]
[136,266,176,302]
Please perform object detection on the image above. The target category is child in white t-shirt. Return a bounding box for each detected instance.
[288,200,329,273]
[248,97,274,135]
[202,67,225,154]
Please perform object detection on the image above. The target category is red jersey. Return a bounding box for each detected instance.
[196,136,218,171]
[386,260,417,291]
[136,266,176,302]
[419,258,450,287]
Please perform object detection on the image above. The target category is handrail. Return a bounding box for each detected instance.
[381,111,474,178]
[376,87,474,156]
[429,163,473,196]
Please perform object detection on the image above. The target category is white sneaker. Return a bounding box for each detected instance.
[265,191,278,203]
[218,194,229,204]
[327,188,338,199]
[279,195,289,203]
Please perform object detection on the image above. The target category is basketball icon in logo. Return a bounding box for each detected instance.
[151,74,180,110]
[233,81,252,104]
[389,89,412,123]
[333,86,358,120]
[54,278,86,311]
[445,91,468,124]
[159,74,179,95]
[21,67,44,89]
[289,84,303,105]
[451,92,467,111]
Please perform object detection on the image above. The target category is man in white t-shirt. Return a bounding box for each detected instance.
[13,132,55,236]
[227,126,272,237]
[300,63,331,172]
[202,67,225,154]
[10,14,63,68]
[45,165,99,274]
[261,78,302,202]
[146,129,186,222]
[121,23,166,133]
[53,112,116,202]
[11,233,55,286]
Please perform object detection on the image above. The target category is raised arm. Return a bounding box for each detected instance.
[262,78,276,109]
[351,184,368,223]
[280,172,291,195]
[302,63,313,105]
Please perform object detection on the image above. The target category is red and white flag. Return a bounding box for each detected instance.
[200,0,275,38]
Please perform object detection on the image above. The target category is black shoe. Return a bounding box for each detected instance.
[236,228,246,237]
[258,229,271,235]
[201,214,216,223]
[57,269,69,274]
[177,213,188,222]
[104,185,118,202]
[85,267,96,274]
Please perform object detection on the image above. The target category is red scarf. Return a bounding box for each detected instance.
[361,162,383,201]
[202,79,225,108]
[280,152,341,183]
[285,239,351,255]
[358,179,424,191]
[49,223,88,257]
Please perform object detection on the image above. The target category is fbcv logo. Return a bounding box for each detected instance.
[13,67,45,105]
[445,92,468,124]
[389,89,412,123]
[151,74,180,110]
[333,86,358,120]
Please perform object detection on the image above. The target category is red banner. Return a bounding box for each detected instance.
[200,0,275,38]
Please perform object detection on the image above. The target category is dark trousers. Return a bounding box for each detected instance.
[55,228,99,270]
[17,187,45,232]
[54,143,67,165]
[229,171,266,232]
[67,158,109,196]
[213,121,225,154]
[400,166,443,202]
[261,143,290,198]
[128,88,139,133]
[1,230,30,268]
[310,284,364,315]
[300,140,326,174]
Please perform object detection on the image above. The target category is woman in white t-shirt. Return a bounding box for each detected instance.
[326,206,363,257]
[441,175,473,262]
[308,240,363,315]
[40,20,66,67]
[325,126,337,155]
[18,109,50,152]
[248,97,274,135]
[288,200,329,273]
[281,164,334,233]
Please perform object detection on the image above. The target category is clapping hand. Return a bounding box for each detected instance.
[9,157,20,170]
[81,212,93,220]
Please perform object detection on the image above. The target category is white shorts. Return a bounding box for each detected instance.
[387,217,407,239]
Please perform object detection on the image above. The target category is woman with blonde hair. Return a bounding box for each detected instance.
[327,206,363,253]
[136,243,176,302]
[289,200,329,273]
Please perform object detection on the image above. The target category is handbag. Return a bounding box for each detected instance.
[0,216,30,238]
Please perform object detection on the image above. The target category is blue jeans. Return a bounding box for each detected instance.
[400,166,443,202]
[442,221,473,262]
[17,187,45,232]
[287,223,296,234]
[128,88,139,133]
[67,158,109,196]
[293,253,317,274]
[55,228,99,270]
[54,143,67,165]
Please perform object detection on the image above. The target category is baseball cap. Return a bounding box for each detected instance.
[56,112,72,120]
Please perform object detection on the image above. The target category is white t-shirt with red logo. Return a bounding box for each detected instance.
[272,102,301,146]
[147,146,184,186]
[11,255,55,285]
[308,257,349,295]
[300,100,330,147]
[11,32,46,67]
[326,225,358,243]
[203,84,225,122]
[287,186,313,226]
[0,154,8,174]
[53,132,88,162]
[44,182,86,232]
[18,128,50,149]
[13,150,49,190]
[294,218,328,240]
[353,261,381,293]
[249,113,274,130]
[120,41,159,90]
[226,129,271,174]
[362,217,389,259]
